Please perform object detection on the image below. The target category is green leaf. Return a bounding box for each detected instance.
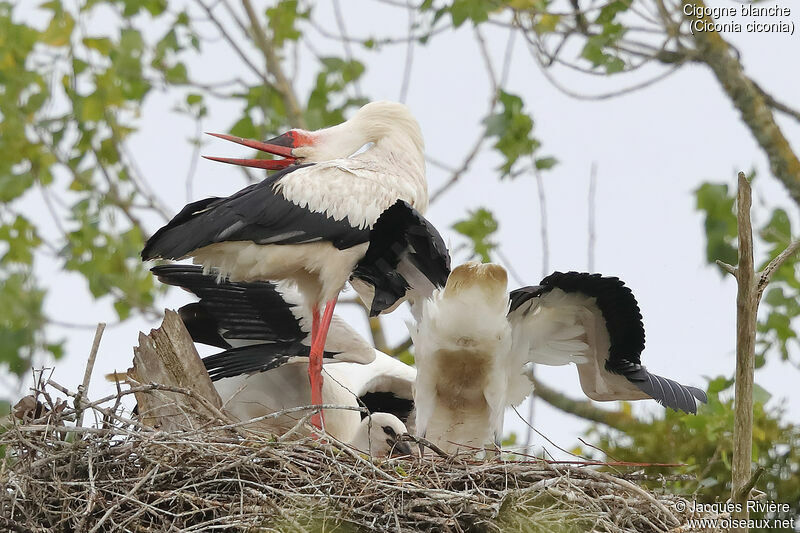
[694,182,737,270]
[266,0,308,47]
[752,383,772,406]
[452,208,498,262]
[41,11,74,47]
[484,91,540,177]
[760,208,791,245]
[83,36,112,55]
[446,0,496,27]
[0,215,42,265]
[535,156,558,170]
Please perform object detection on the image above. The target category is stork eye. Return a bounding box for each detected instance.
[382,425,396,437]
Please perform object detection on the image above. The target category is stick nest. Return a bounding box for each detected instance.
[0,379,722,533]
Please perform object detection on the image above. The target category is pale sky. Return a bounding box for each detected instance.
[5,0,799,457]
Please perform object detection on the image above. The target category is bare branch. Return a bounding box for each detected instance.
[530,377,640,431]
[195,0,272,88]
[715,259,737,276]
[588,162,597,271]
[756,240,800,300]
[240,0,306,129]
[731,171,756,530]
[683,1,800,206]
[75,323,106,428]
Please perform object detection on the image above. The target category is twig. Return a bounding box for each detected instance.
[735,465,765,501]
[588,162,597,271]
[76,323,106,428]
[240,0,306,128]
[756,240,800,300]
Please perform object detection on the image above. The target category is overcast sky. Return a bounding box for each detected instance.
[6,0,799,457]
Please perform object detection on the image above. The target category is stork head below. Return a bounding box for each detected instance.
[349,412,413,457]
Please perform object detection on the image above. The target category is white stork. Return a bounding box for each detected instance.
[152,264,416,456]
[142,101,427,429]
[410,261,708,454]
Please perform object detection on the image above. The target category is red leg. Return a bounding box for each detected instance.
[308,296,338,430]
[309,305,323,430]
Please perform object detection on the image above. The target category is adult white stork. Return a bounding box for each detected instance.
[142,101,427,429]
[152,264,416,456]
[410,262,708,454]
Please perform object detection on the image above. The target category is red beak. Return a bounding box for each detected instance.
[203,131,302,171]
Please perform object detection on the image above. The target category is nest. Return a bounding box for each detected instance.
[0,378,723,533]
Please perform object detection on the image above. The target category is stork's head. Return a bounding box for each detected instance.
[203,101,423,171]
[349,412,413,457]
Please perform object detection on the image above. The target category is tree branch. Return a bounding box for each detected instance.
[531,377,640,431]
[682,2,800,206]
[240,0,306,129]
[756,240,800,300]
[731,171,756,531]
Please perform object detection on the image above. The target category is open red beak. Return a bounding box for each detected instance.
[203,131,300,170]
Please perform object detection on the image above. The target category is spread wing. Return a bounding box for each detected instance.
[508,271,707,414]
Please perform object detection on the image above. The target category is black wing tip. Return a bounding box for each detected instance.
[626,369,707,414]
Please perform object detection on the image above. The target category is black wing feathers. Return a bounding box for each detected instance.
[512,271,707,413]
[202,343,338,381]
[351,200,451,316]
[152,264,304,345]
[538,271,646,368]
[359,392,415,424]
[178,303,231,349]
[142,163,369,260]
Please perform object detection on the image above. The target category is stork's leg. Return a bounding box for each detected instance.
[309,305,323,429]
[308,296,338,430]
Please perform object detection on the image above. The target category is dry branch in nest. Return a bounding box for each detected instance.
[0,314,723,532]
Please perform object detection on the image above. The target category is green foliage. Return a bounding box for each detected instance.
[452,208,498,262]
[0,271,62,377]
[306,58,368,130]
[0,0,370,383]
[579,1,629,73]
[695,182,738,268]
[484,91,555,177]
[422,0,500,28]
[266,0,308,47]
[694,176,800,365]
[587,378,800,522]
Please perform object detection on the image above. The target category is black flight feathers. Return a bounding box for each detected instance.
[509,272,707,414]
[152,264,305,347]
[351,200,451,316]
[141,163,369,261]
[152,264,340,380]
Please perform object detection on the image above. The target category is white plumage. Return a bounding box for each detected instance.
[409,262,708,455]
[411,262,513,454]
[143,101,429,429]
[152,264,416,456]
[214,351,414,456]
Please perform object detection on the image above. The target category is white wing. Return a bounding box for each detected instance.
[508,272,707,414]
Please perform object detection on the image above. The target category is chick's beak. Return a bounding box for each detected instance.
[203,130,307,171]
[391,435,414,457]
